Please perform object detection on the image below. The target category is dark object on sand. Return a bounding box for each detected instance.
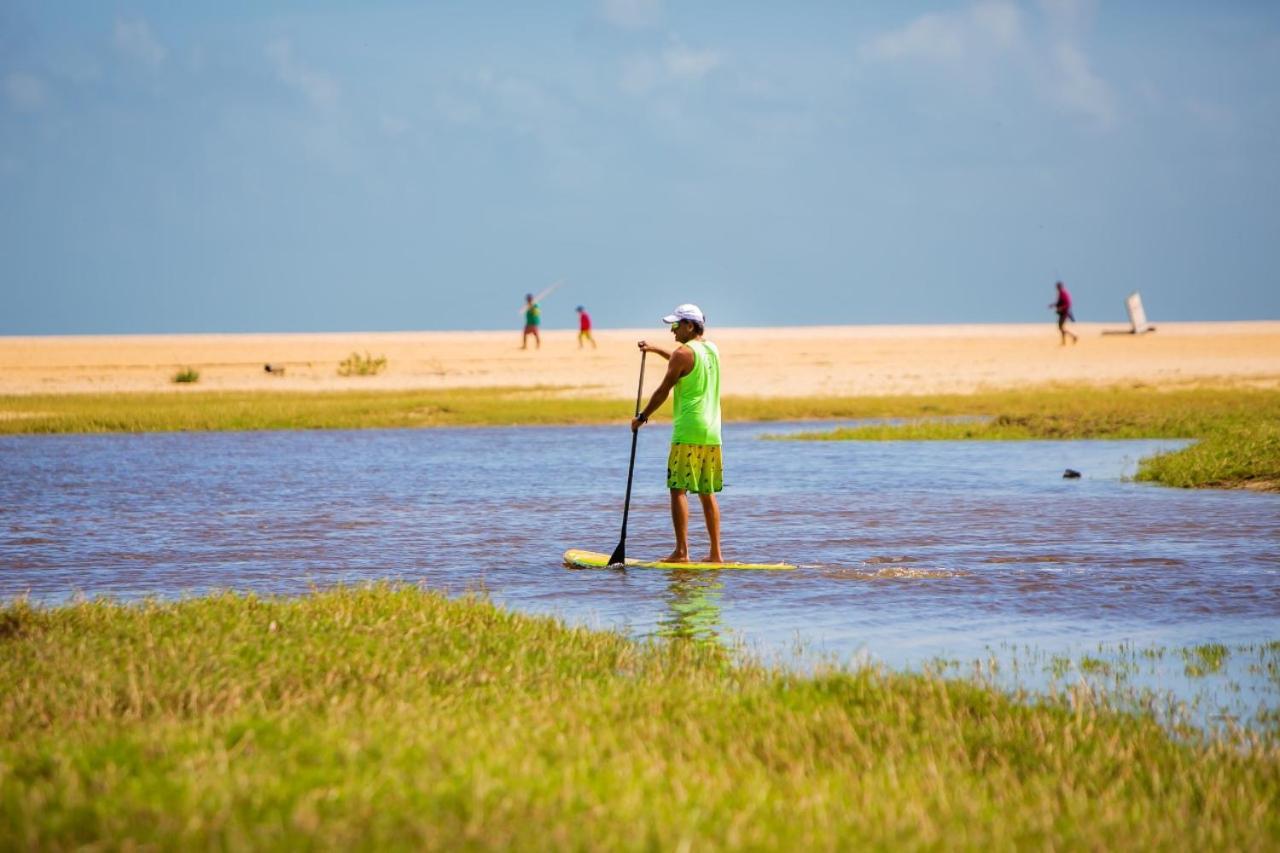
[264,363,286,375]
[1063,469,1082,479]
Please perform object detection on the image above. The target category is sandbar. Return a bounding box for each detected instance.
[1,322,1277,398]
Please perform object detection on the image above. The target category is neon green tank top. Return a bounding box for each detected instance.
[671,340,721,446]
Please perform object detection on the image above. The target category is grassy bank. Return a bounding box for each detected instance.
[0,388,630,433]
[767,386,1280,492]
[3,384,1277,434]
[1,586,1276,849]
[3,385,1278,490]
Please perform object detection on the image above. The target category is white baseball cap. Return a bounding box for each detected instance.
[662,303,705,325]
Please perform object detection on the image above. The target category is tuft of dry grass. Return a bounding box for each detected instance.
[1,586,1276,849]
[336,351,388,377]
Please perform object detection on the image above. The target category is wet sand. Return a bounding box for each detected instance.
[1,322,1277,398]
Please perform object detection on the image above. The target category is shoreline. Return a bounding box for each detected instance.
[3,385,1277,491]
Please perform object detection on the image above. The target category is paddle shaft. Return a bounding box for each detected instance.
[517,280,562,315]
[609,350,646,566]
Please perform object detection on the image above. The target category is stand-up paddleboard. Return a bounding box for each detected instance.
[564,549,795,571]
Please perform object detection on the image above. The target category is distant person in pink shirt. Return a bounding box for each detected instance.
[1049,281,1078,345]
[576,305,596,349]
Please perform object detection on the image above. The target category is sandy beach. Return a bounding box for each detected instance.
[2,322,1277,398]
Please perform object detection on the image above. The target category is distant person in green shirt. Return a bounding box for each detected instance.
[632,303,723,563]
[521,293,541,350]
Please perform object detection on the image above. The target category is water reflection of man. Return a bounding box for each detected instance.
[631,304,723,564]
[657,572,724,647]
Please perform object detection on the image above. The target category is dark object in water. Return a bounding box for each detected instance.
[1063,469,1082,479]
[264,363,286,376]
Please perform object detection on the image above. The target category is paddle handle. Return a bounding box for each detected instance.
[620,350,647,523]
[633,349,647,418]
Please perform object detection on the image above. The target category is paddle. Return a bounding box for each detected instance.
[608,350,647,568]
[515,280,563,315]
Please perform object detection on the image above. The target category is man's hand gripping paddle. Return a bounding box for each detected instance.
[608,350,646,568]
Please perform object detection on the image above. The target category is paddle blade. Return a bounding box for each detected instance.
[607,541,625,568]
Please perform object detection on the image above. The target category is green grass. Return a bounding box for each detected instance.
[0,388,630,433]
[1183,644,1231,678]
[766,386,1280,492]
[2,385,1278,490]
[171,367,200,384]
[1,586,1276,850]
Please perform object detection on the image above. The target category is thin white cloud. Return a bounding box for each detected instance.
[436,68,571,151]
[1037,0,1098,33]
[3,72,47,111]
[1186,97,1234,131]
[266,39,339,109]
[864,13,965,63]
[865,1,1118,129]
[492,75,555,121]
[972,1,1023,48]
[664,41,723,80]
[863,1,1024,64]
[434,89,482,125]
[114,17,167,68]
[600,0,663,31]
[620,56,661,95]
[1050,41,1114,126]
[481,72,572,145]
[620,38,724,95]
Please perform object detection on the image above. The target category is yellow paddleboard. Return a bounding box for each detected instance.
[563,549,795,571]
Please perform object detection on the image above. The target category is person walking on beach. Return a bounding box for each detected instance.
[1050,281,1078,345]
[631,304,723,563]
[576,305,597,349]
[522,293,541,350]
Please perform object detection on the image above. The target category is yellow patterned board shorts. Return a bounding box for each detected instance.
[667,443,723,494]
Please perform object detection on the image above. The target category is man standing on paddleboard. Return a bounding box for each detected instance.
[631,304,723,563]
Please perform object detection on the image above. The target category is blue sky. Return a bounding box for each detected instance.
[2,1,1278,333]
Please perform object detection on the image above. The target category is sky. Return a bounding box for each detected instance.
[2,1,1278,334]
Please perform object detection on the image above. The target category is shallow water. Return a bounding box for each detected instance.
[3,425,1277,708]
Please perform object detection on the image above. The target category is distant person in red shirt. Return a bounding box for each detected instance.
[576,305,596,349]
[1049,281,1078,345]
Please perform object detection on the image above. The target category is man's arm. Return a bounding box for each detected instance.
[637,340,672,361]
[632,346,693,432]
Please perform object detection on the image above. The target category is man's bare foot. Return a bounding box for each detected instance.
[706,552,723,563]
[662,551,690,563]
